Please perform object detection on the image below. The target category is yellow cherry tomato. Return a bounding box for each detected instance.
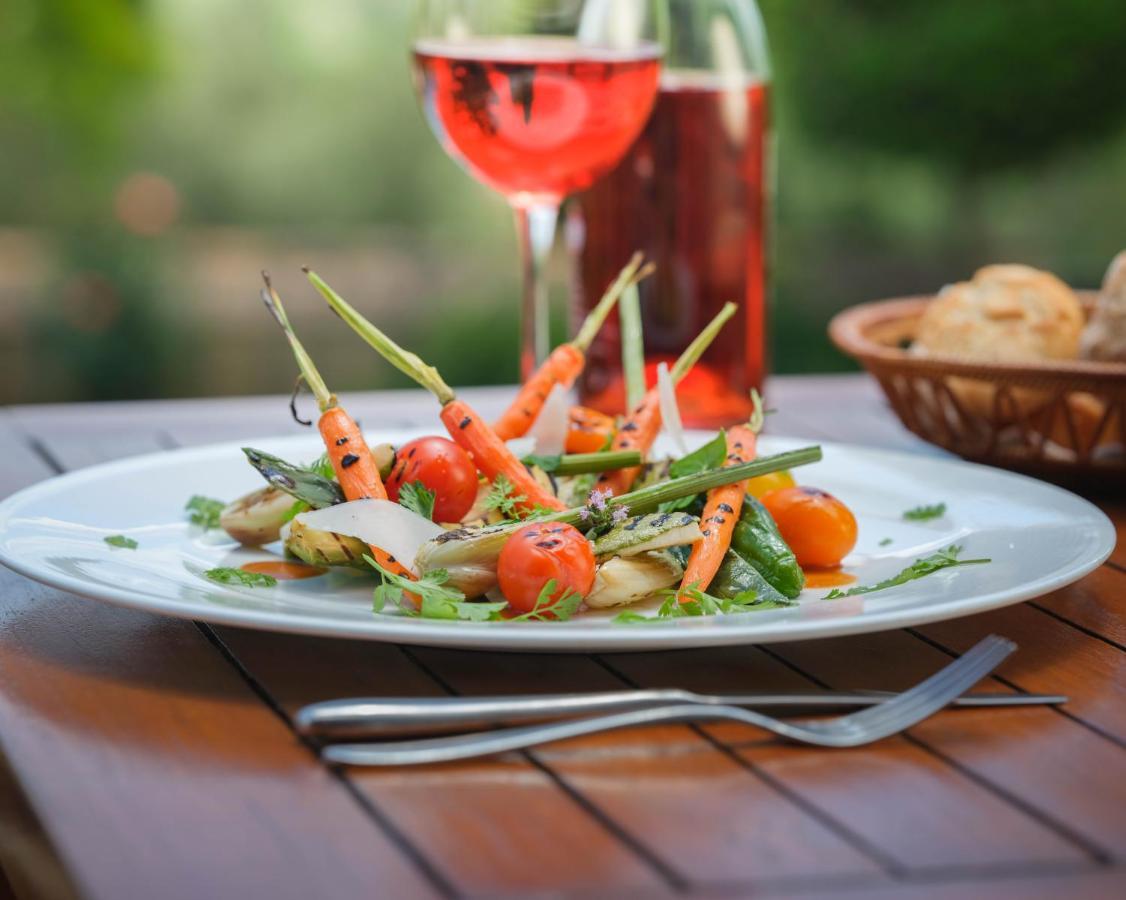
[747,468,796,500]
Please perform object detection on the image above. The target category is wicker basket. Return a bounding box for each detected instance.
[829,293,1126,487]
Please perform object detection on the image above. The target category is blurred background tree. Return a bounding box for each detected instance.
[1,0,1125,403]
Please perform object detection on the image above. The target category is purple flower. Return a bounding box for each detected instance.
[611,505,630,524]
[587,488,612,511]
[578,507,591,521]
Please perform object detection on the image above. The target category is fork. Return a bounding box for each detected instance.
[320,634,1016,766]
[296,688,1063,739]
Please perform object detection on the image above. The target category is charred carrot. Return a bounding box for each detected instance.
[679,394,765,598]
[597,302,738,496]
[260,274,416,580]
[492,253,652,441]
[565,406,616,454]
[306,269,567,514]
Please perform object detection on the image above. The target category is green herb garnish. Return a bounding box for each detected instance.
[398,481,436,521]
[825,545,989,599]
[484,473,526,519]
[204,567,277,587]
[185,495,225,530]
[104,534,137,549]
[281,500,309,523]
[507,579,584,622]
[612,582,792,624]
[878,537,893,547]
[658,430,728,513]
[308,453,337,480]
[368,558,581,623]
[903,502,946,521]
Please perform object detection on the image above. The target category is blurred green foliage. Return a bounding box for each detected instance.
[766,0,1126,174]
[1,0,1125,403]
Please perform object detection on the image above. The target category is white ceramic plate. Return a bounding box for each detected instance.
[0,430,1113,651]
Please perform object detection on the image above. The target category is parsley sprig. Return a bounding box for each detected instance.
[825,545,989,599]
[205,567,277,587]
[398,481,436,521]
[484,473,526,519]
[903,502,946,521]
[185,495,225,530]
[613,582,792,624]
[104,534,137,549]
[368,557,583,623]
[508,580,584,622]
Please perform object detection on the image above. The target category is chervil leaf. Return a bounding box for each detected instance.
[614,581,790,624]
[398,481,436,521]
[507,579,584,622]
[104,534,138,549]
[484,473,526,518]
[204,567,277,587]
[903,502,946,521]
[308,453,337,480]
[367,557,506,622]
[825,545,989,599]
[185,495,225,530]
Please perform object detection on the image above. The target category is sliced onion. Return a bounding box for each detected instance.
[526,383,570,455]
[293,500,444,571]
[505,437,537,459]
[656,362,688,455]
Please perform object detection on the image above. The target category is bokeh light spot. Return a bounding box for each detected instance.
[114,172,181,236]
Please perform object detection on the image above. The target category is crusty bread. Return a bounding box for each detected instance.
[914,264,1085,420]
[1080,250,1126,362]
[916,264,1084,362]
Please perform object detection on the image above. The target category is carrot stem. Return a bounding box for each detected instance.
[260,273,335,412]
[671,302,737,383]
[620,280,645,409]
[305,268,456,406]
[572,252,650,352]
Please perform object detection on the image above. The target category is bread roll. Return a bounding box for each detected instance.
[916,264,1083,363]
[1080,250,1126,362]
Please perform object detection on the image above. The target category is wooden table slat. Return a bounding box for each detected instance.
[601,645,1092,873]
[212,629,669,896]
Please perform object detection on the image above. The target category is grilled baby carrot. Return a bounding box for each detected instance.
[597,302,738,496]
[492,253,652,441]
[261,274,416,580]
[679,394,765,597]
[565,406,616,454]
[306,269,567,514]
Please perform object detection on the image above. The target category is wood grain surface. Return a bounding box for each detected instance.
[0,377,1123,899]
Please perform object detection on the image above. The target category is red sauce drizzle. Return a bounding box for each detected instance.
[802,568,857,589]
[241,561,326,581]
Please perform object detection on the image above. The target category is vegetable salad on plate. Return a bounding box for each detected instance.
[199,255,981,624]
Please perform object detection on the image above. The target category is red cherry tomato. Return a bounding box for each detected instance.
[385,436,478,523]
[497,522,596,614]
[761,486,858,569]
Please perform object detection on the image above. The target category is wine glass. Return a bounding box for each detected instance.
[413,0,664,376]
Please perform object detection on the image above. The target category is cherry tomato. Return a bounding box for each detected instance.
[497,522,596,614]
[746,468,796,500]
[566,406,616,454]
[761,486,858,569]
[385,436,478,523]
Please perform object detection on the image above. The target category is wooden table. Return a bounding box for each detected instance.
[0,375,1123,900]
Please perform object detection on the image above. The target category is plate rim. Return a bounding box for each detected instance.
[0,431,1115,652]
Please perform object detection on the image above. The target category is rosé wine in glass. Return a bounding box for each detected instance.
[414,37,662,206]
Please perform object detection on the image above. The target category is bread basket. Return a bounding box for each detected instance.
[830,293,1126,487]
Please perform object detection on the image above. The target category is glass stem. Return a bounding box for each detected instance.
[513,202,559,378]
